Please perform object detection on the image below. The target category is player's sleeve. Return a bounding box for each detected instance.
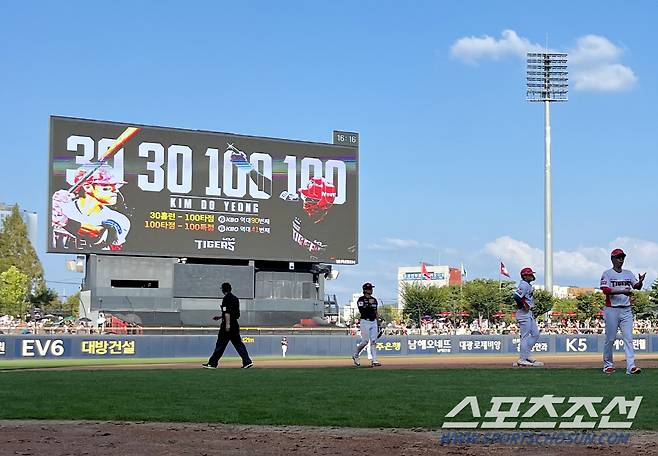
[357,297,365,309]
[57,201,87,236]
[116,214,131,244]
[600,271,612,294]
[104,214,131,245]
[514,283,527,299]
[513,283,528,308]
[60,201,81,222]
[513,293,525,308]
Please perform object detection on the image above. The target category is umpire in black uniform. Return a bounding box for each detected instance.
[202,282,254,369]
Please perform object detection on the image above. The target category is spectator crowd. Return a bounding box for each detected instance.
[350,317,657,337]
[0,313,143,335]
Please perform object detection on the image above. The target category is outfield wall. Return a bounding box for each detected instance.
[1,334,657,360]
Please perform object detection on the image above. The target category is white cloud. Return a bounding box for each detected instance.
[450,29,541,64]
[367,238,434,251]
[484,236,658,283]
[554,250,606,279]
[568,35,637,91]
[571,63,637,91]
[484,236,543,270]
[450,30,637,92]
[568,35,622,65]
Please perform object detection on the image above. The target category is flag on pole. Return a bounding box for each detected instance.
[500,262,510,278]
[460,262,467,279]
[421,262,431,280]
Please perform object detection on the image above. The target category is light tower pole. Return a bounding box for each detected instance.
[526,52,568,296]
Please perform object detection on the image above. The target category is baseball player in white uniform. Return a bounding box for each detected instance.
[351,282,381,367]
[51,164,131,251]
[513,268,544,367]
[600,248,645,375]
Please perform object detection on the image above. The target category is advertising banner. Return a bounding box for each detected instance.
[0,335,656,360]
[48,117,358,263]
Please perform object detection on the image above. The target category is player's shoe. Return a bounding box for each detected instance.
[242,362,254,369]
[627,366,641,375]
[603,367,616,374]
[202,363,217,369]
[352,355,361,367]
[515,359,534,367]
[527,359,544,367]
[371,361,382,367]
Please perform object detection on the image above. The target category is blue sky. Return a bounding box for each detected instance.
[1,1,656,306]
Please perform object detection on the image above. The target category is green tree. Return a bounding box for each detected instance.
[0,266,29,316]
[641,280,658,320]
[62,291,81,317]
[576,293,604,320]
[532,289,554,320]
[435,285,462,311]
[0,205,44,290]
[29,286,61,314]
[462,279,503,321]
[400,283,442,324]
[378,304,401,323]
[649,279,658,311]
[499,281,518,317]
[632,291,652,318]
[552,297,578,316]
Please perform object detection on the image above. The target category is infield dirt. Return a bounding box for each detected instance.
[1,420,657,456]
[12,353,658,371]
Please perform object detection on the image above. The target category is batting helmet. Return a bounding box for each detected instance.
[299,177,336,209]
[73,165,126,190]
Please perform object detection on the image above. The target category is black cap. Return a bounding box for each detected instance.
[362,282,374,290]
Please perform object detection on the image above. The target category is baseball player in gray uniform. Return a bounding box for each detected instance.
[513,268,544,367]
[600,248,645,375]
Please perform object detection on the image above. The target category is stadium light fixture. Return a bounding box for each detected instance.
[526,52,568,296]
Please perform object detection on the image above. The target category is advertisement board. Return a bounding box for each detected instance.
[0,335,655,360]
[48,117,358,263]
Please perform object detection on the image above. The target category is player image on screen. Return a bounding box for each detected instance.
[51,164,131,251]
[299,177,336,224]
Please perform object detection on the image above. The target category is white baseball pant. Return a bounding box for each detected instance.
[516,309,540,361]
[354,319,378,363]
[603,306,635,373]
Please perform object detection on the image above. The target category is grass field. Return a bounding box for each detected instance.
[0,366,655,430]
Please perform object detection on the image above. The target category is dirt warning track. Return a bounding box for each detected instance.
[13,353,658,371]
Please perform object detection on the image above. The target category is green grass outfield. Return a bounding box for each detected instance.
[0,365,655,430]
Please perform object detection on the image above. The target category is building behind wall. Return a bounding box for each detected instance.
[397,264,462,310]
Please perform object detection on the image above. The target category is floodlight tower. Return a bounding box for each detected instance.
[526,52,568,296]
